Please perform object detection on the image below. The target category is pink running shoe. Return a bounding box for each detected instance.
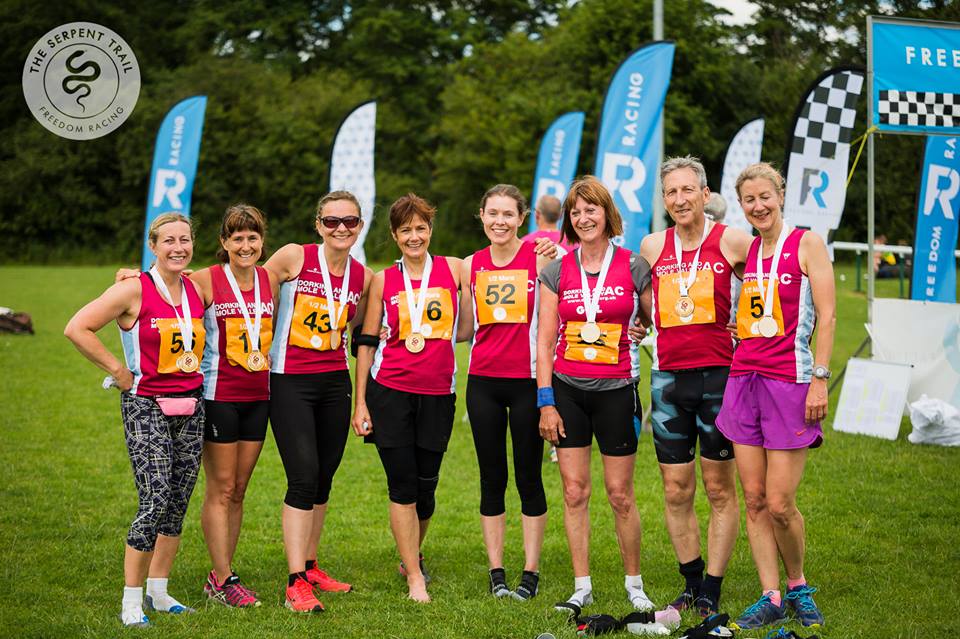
[305,565,352,593]
[204,571,261,608]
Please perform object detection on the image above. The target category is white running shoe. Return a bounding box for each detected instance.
[554,587,593,612]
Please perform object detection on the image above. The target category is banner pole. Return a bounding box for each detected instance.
[866,16,875,327]
[652,0,665,233]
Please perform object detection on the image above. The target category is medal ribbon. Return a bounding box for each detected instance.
[401,253,433,335]
[223,264,262,353]
[318,245,352,337]
[672,220,711,297]
[755,224,791,319]
[150,266,193,353]
[577,243,615,324]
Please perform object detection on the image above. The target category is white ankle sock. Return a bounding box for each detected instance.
[625,574,644,589]
[146,577,187,612]
[574,575,592,592]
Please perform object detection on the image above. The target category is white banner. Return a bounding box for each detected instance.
[871,298,960,407]
[719,118,764,234]
[330,101,376,264]
[783,68,864,245]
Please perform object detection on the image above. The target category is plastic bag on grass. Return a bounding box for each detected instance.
[908,395,960,446]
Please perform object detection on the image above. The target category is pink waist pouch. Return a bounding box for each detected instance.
[155,397,199,416]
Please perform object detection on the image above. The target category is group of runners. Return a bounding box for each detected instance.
[64,156,834,633]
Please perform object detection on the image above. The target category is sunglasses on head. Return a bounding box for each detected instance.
[320,216,361,229]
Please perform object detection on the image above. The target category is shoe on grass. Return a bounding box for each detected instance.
[668,585,698,611]
[305,564,351,593]
[785,584,824,627]
[731,593,786,630]
[204,571,261,608]
[285,577,324,613]
[694,592,719,617]
[511,570,539,601]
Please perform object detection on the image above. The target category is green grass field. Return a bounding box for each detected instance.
[1,264,958,639]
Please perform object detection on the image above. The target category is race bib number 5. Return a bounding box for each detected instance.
[155,318,206,373]
[225,317,274,370]
[475,270,529,325]
[398,287,454,339]
[289,295,348,351]
[736,280,785,338]
[657,269,717,327]
[563,321,621,364]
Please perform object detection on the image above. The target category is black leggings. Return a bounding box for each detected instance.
[466,375,546,517]
[270,370,352,511]
[377,445,443,520]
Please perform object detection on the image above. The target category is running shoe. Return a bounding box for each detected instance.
[120,607,149,628]
[730,593,786,630]
[785,584,824,627]
[285,577,324,613]
[627,585,655,611]
[204,571,261,608]
[554,587,593,613]
[398,553,431,584]
[511,570,539,601]
[668,586,698,611]
[489,568,510,598]
[144,594,195,614]
[694,592,719,618]
[305,565,352,593]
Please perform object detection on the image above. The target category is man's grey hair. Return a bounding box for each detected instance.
[704,192,727,222]
[660,155,708,189]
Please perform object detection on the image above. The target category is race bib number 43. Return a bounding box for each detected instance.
[289,295,348,351]
[563,321,621,364]
[155,318,206,373]
[225,317,274,370]
[475,270,528,325]
[657,270,716,327]
[736,280,785,339]
[398,287,454,339]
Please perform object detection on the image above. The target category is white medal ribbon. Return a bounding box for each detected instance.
[318,245,352,338]
[577,243,615,324]
[150,266,193,352]
[223,264,262,353]
[755,224,791,318]
[673,220,711,297]
[401,253,433,335]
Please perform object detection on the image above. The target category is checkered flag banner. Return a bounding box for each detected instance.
[720,118,764,234]
[878,90,959,129]
[784,67,865,244]
[330,101,376,264]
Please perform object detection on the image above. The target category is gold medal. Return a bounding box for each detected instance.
[247,350,266,371]
[675,296,695,318]
[579,322,602,344]
[330,330,341,350]
[177,351,199,373]
[405,332,426,353]
[758,315,778,338]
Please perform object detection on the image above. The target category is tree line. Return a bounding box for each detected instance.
[2,0,957,264]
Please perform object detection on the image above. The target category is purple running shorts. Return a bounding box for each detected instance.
[716,372,823,450]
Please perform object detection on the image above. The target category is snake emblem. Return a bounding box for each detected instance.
[61,49,101,112]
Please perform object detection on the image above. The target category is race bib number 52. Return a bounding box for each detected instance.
[475,270,528,325]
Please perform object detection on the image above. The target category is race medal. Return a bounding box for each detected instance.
[330,330,341,350]
[247,350,266,371]
[675,295,695,318]
[579,321,602,344]
[405,332,425,353]
[177,351,200,373]
[758,315,779,338]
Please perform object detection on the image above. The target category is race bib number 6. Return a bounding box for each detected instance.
[475,269,528,325]
[398,287,454,339]
[563,321,621,364]
[289,295,347,351]
[155,318,206,373]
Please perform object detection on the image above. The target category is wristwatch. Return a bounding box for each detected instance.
[812,365,831,380]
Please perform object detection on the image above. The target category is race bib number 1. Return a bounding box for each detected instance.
[289,295,347,351]
[736,280,785,339]
[563,321,621,364]
[475,269,528,325]
[155,318,206,373]
[398,287,454,339]
[225,317,274,369]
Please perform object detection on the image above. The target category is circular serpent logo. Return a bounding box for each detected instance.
[22,22,140,140]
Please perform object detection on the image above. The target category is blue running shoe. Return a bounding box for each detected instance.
[785,584,824,627]
[731,593,786,630]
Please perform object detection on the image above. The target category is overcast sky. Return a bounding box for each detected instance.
[708,0,758,25]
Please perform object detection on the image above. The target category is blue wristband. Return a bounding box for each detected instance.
[537,387,555,408]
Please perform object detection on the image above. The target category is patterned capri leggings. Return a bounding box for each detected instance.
[120,392,204,552]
